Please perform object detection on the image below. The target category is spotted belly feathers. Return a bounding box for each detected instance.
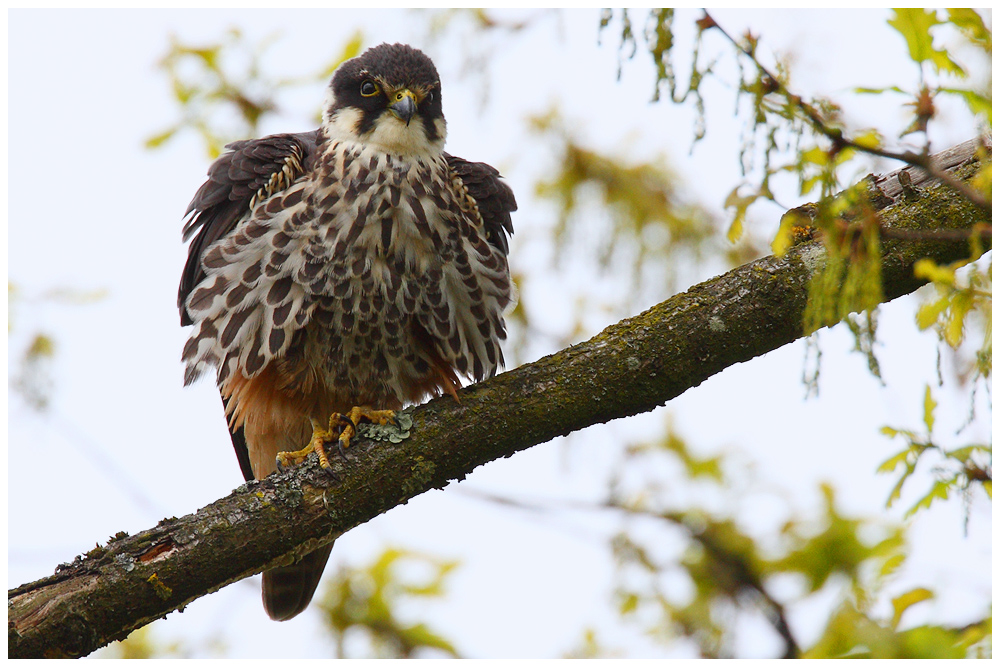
[182,138,513,426]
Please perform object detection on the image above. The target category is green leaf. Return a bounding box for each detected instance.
[619,591,640,615]
[916,296,949,330]
[947,8,992,52]
[904,479,951,518]
[913,258,955,284]
[723,186,757,243]
[898,625,967,658]
[886,472,908,508]
[318,29,365,78]
[943,444,989,463]
[851,129,884,151]
[877,449,910,474]
[921,385,936,434]
[855,85,908,95]
[800,146,830,166]
[144,127,177,150]
[888,9,966,75]
[660,428,725,481]
[726,215,744,244]
[397,622,459,656]
[944,290,972,347]
[939,87,992,123]
[929,48,966,77]
[25,333,55,359]
[879,552,906,579]
[888,9,942,63]
[891,588,934,629]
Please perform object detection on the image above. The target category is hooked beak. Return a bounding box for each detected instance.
[389,89,417,125]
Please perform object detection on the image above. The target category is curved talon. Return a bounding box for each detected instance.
[274,407,397,470]
[336,407,397,452]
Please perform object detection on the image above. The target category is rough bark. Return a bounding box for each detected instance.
[8,137,991,658]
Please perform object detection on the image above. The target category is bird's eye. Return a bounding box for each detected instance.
[360,80,379,97]
[425,90,435,103]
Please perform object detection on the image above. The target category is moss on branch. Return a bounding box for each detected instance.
[8,138,990,659]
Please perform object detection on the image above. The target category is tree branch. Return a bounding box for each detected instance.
[8,139,990,659]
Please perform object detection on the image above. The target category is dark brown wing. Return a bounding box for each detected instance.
[221,396,255,482]
[179,130,320,482]
[445,153,516,256]
[178,130,321,327]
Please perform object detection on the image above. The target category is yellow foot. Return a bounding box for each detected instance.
[336,407,397,454]
[275,416,338,470]
[275,407,397,470]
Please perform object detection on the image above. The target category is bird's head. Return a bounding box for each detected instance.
[322,43,446,157]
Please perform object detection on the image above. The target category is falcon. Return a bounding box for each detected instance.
[178,43,516,621]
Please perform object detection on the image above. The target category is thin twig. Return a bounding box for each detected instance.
[702,10,991,212]
[460,488,801,658]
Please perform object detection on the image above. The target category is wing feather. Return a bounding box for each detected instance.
[440,154,517,381]
[444,153,516,256]
[179,131,320,480]
[179,130,321,326]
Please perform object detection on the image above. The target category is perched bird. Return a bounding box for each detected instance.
[178,43,516,621]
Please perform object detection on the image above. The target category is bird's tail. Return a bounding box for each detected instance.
[262,543,334,621]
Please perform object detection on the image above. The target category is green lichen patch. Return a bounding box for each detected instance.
[401,455,437,499]
[358,410,414,443]
[145,574,172,601]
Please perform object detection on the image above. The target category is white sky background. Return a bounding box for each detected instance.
[7,8,991,659]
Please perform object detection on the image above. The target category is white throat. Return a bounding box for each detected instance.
[322,106,446,159]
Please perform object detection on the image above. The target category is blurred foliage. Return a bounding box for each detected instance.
[915,254,992,383]
[569,419,991,658]
[530,110,732,294]
[601,8,992,379]
[98,625,228,658]
[805,599,992,658]
[99,627,168,659]
[148,28,363,157]
[424,9,551,108]
[599,9,711,140]
[880,384,992,520]
[318,548,460,658]
[591,10,991,658]
[141,10,991,659]
[513,108,765,361]
[564,627,623,659]
[10,331,56,411]
[8,281,107,412]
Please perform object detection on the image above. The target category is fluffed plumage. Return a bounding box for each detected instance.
[178,43,516,621]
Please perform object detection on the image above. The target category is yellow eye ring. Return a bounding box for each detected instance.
[360,80,379,97]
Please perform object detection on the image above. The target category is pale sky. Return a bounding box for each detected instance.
[7,8,991,658]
